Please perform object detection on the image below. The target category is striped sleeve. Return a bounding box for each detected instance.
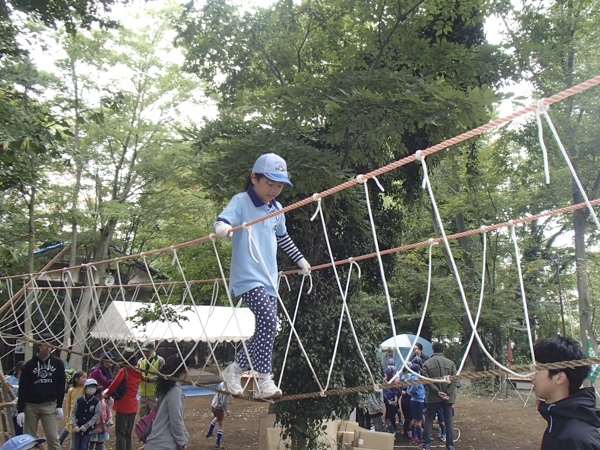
[276,233,304,263]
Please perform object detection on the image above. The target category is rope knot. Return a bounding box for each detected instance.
[415,150,424,161]
[319,390,327,397]
[480,225,487,233]
[537,99,548,113]
[312,193,320,202]
[356,174,366,184]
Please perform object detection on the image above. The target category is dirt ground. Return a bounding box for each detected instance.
[55,393,545,450]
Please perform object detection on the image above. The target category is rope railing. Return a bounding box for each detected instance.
[20,195,600,292]
[1,74,599,284]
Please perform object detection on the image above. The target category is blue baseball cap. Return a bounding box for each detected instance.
[252,153,292,186]
[1,435,46,450]
[99,351,114,360]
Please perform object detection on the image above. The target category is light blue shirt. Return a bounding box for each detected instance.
[217,188,287,297]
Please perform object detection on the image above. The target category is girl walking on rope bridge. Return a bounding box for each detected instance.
[214,153,311,400]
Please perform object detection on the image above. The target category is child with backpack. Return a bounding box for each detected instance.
[70,379,101,450]
[103,351,141,450]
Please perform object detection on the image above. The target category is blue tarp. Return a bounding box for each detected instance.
[181,384,220,397]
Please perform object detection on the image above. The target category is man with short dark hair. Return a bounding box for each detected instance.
[532,336,600,449]
[16,333,65,450]
[419,342,456,450]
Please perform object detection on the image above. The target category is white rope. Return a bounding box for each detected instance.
[358,174,440,383]
[140,253,194,375]
[536,100,550,184]
[311,188,378,390]
[324,259,361,391]
[277,275,307,386]
[170,247,222,375]
[509,222,536,365]
[540,107,600,231]
[392,239,436,382]
[415,151,526,377]
[457,227,488,374]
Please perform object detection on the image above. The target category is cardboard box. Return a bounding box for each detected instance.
[316,419,341,448]
[353,429,394,450]
[258,414,277,450]
[339,420,362,432]
[344,445,380,450]
[338,431,355,445]
[266,426,291,450]
[241,373,258,397]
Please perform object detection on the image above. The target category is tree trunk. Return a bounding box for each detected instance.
[62,70,82,361]
[61,162,82,362]
[24,160,36,361]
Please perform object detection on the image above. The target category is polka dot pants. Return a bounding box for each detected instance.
[234,286,278,374]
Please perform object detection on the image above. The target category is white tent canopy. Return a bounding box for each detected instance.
[89,301,255,343]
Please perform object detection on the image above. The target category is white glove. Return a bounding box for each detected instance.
[297,258,311,276]
[214,222,232,238]
[107,419,113,426]
[72,425,80,433]
[16,412,24,427]
[56,407,64,419]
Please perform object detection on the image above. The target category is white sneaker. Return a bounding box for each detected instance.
[254,376,282,400]
[221,363,244,396]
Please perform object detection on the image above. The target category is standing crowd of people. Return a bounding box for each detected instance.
[358,341,458,450]
[4,335,195,450]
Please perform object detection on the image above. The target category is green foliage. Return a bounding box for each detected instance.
[504,0,600,345]
[175,0,510,445]
[129,301,191,329]
[0,55,66,192]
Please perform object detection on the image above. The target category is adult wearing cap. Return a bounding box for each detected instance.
[16,333,65,450]
[70,379,101,450]
[214,153,310,400]
[104,349,142,450]
[136,340,165,417]
[0,434,45,450]
[88,351,115,389]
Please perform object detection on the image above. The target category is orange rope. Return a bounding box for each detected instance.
[2,75,599,283]
[20,196,600,291]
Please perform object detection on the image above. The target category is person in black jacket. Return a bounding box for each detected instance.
[531,336,600,450]
[16,333,66,450]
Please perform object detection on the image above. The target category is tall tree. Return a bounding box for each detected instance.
[504,0,600,349]
[176,0,510,446]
